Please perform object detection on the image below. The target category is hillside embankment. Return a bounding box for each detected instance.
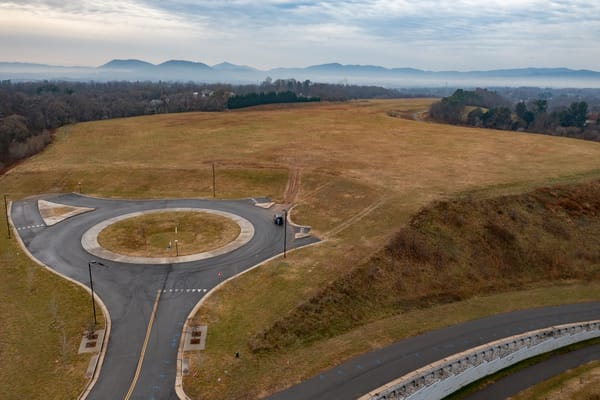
[249,179,600,352]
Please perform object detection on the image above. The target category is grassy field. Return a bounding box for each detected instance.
[0,229,103,400]
[97,211,240,257]
[2,99,600,202]
[510,360,600,400]
[248,180,600,353]
[1,99,600,398]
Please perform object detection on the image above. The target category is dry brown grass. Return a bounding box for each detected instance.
[510,361,600,400]
[248,180,600,354]
[2,99,600,399]
[97,211,240,257]
[39,205,78,218]
[184,283,600,400]
[0,232,102,400]
[2,99,599,203]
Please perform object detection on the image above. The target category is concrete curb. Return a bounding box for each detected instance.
[37,199,94,226]
[73,192,265,203]
[174,239,325,400]
[81,208,255,264]
[286,204,313,239]
[7,200,112,400]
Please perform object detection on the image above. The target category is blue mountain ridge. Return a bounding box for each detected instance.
[2,59,600,87]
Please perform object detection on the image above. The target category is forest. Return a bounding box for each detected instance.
[429,88,600,142]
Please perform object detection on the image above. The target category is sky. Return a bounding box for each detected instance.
[1,0,599,71]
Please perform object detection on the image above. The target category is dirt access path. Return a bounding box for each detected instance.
[283,167,302,204]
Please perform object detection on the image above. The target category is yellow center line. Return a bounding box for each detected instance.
[124,289,162,400]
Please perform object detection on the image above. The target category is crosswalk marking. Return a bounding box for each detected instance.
[17,224,45,231]
[162,288,208,294]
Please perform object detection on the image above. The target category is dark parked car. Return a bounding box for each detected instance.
[273,214,284,225]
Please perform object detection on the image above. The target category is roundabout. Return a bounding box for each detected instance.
[82,208,255,264]
[10,193,318,400]
[10,193,600,400]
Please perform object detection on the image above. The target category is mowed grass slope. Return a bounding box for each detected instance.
[1,99,600,398]
[249,180,600,353]
[0,232,101,400]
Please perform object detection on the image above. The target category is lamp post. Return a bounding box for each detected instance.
[174,239,179,257]
[88,260,107,327]
[3,194,10,239]
[283,209,287,258]
[212,162,216,198]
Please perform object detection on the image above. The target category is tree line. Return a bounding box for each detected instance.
[0,79,405,169]
[227,91,319,109]
[429,89,600,141]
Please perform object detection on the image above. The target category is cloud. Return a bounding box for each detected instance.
[0,0,599,69]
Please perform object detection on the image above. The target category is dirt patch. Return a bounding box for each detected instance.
[283,167,301,204]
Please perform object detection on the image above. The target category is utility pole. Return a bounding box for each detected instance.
[283,209,287,258]
[4,194,10,239]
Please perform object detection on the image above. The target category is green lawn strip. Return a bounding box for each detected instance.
[0,232,103,400]
[443,338,600,400]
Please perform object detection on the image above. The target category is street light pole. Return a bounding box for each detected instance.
[212,162,216,198]
[3,194,10,239]
[88,260,107,328]
[283,209,287,258]
[174,239,179,257]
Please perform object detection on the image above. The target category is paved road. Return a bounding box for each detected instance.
[11,193,318,400]
[464,342,600,400]
[267,302,600,400]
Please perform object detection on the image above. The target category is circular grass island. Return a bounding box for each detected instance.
[97,211,241,258]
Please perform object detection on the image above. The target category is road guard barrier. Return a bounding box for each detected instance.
[359,320,600,400]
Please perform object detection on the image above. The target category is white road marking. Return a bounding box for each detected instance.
[161,289,205,294]
[17,224,45,231]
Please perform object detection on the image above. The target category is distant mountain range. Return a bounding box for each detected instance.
[1,59,600,88]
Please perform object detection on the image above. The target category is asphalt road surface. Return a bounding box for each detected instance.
[463,341,600,400]
[267,302,600,400]
[11,194,600,400]
[11,193,317,400]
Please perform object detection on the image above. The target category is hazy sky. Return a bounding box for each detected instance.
[1,0,599,70]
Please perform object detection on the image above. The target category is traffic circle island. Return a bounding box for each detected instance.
[81,208,255,264]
